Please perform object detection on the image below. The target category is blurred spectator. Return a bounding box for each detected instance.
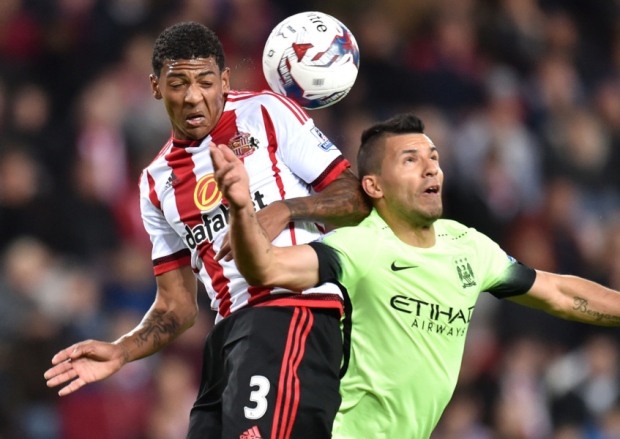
[0,237,69,439]
[102,243,157,316]
[0,0,43,69]
[0,146,71,254]
[431,388,493,439]
[449,65,542,242]
[147,355,197,439]
[73,70,131,206]
[545,334,620,429]
[492,337,553,439]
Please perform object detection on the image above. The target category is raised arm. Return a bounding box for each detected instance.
[45,266,198,396]
[279,167,370,227]
[508,270,620,326]
[216,158,370,261]
[210,142,320,290]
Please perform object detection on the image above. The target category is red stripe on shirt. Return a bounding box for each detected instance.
[165,144,231,314]
[265,91,309,124]
[312,156,351,192]
[153,249,192,275]
[263,105,299,246]
[253,295,343,315]
[263,106,287,200]
[210,110,238,146]
[166,145,201,226]
[200,244,232,317]
[205,110,240,317]
[226,90,257,102]
[246,285,274,306]
[147,171,161,211]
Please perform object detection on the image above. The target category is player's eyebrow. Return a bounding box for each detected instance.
[166,70,216,79]
[400,145,438,156]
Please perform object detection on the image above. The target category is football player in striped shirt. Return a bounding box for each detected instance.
[44,22,369,439]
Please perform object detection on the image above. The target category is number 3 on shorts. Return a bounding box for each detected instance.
[244,375,270,419]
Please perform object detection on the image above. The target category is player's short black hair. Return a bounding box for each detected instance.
[152,22,225,77]
[357,113,425,177]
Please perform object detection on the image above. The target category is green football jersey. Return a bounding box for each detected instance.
[319,209,535,439]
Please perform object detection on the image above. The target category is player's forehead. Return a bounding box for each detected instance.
[161,57,219,77]
[385,133,436,155]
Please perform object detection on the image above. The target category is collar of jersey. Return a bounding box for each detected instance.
[172,137,202,148]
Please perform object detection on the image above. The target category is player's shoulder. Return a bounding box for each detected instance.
[227,89,310,122]
[435,218,494,246]
[140,137,175,175]
[324,213,385,245]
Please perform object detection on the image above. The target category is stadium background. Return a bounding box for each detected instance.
[1,0,620,437]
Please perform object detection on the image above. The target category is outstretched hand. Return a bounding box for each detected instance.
[44,340,127,396]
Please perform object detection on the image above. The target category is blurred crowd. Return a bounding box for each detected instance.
[2,0,620,438]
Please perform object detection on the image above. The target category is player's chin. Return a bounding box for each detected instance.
[183,125,210,140]
[424,205,443,222]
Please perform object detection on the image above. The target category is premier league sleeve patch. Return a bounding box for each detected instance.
[311,126,335,151]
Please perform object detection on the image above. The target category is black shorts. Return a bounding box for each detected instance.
[186,306,342,439]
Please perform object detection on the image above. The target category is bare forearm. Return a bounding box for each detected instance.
[113,305,196,363]
[564,277,620,325]
[283,170,370,227]
[539,274,620,326]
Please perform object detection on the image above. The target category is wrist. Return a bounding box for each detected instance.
[112,339,132,365]
[278,199,294,221]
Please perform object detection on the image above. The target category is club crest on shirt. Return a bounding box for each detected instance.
[453,257,477,288]
[228,131,259,158]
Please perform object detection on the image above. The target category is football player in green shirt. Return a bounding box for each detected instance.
[210,113,620,438]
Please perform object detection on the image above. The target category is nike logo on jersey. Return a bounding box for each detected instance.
[391,262,418,271]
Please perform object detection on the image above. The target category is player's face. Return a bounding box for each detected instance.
[151,57,230,140]
[369,133,443,227]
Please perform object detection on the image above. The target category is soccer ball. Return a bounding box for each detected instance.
[262,11,360,110]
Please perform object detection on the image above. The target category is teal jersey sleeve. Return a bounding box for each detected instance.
[466,226,536,298]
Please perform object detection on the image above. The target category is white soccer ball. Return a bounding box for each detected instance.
[262,11,360,110]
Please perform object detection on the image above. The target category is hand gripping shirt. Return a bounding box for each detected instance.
[139,90,349,322]
[310,209,536,439]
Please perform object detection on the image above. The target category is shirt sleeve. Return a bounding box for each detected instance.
[473,228,537,298]
[308,241,343,285]
[139,170,191,275]
[261,93,350,190]
[486,260,537,299]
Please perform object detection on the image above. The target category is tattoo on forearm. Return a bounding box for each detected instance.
[283,179,369,226]
[249,211,271,252]
[573,297,620,324]
[135,310,181,350]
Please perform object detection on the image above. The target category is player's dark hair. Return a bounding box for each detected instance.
[357,113,425,177]
[152,22,225,77]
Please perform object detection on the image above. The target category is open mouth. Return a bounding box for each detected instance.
[186,113,205,126]
[425,185,440,194]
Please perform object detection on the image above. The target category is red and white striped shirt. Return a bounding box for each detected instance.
[139,90,349,322]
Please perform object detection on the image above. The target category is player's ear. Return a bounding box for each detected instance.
[362,175,382,199]
[150,74,162,100]
[221,67,231,93]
